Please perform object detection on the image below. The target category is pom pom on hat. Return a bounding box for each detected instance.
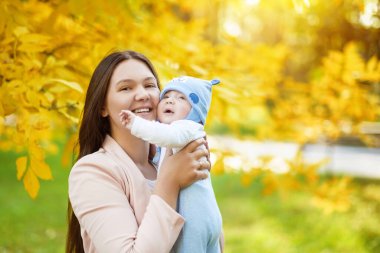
[160,76,220,125]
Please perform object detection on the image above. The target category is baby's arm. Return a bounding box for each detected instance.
[120,110,205,148]
[119,110,136,130]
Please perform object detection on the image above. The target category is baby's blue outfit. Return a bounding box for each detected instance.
[173,169,222,253]
[160,76,222,253]
[153,141,222,253]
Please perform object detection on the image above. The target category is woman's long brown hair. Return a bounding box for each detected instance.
[66,50,160,253]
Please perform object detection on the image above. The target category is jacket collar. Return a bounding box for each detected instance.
[102,134,147,182]
[102,135,153,225]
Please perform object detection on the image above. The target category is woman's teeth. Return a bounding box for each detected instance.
[134,108,150,113]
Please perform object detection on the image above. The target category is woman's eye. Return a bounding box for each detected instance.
[121,87,130,91]
[145,83,156,88]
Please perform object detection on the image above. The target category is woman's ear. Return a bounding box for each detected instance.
[101,107,108,117]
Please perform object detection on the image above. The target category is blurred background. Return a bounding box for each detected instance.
[1,0,380,252]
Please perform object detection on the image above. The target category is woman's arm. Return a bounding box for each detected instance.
[69,155,184,253]
[69,139,210,252]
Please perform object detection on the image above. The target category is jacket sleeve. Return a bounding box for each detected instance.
[69,154,184,253]
[131,118,205,148]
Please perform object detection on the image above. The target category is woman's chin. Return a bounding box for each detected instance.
[137,111,156,121]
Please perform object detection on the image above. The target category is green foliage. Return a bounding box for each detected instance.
[214,173,380,253]
[0,151,69,252]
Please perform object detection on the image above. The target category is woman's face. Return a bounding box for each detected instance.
[102,59,160,134]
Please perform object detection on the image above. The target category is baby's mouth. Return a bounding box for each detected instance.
[164,109,174,114]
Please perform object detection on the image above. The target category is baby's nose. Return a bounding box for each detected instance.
[166,97,175,104]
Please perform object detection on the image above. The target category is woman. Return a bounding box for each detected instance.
[66,50,210,253]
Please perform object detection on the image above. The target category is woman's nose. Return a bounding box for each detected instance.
[135,85,149,101]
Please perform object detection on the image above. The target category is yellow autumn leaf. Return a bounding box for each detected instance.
[13,26,29,37]
[258,155,274,166]
[262,172,278,195]
[25,90,41,108]
[16,156,28,180]
[364,56,380,81]
[30,156,53,180]
[366,56,378,73]
[23,168,40,199]
[311,177,352,214]
[241,173,253,187]
[212,157,225,175]
[17,42,51,53]
[216,86,240,104]
[31,115,50,131]
[58,107,80,124]
[190,64,209,76]
[18,33,51,44]
[50,79,84,93]
[0,102,4,117]
[29,142,44,158]
[0,116,3,134]
[61,133,78,168]
[0,101,4,133]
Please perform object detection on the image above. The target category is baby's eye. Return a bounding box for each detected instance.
[179,96,186,100]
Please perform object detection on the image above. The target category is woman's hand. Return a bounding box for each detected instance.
[153,138,210,209]
[162,138,210,188]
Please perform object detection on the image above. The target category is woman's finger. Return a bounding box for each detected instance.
[193,148,209,160]
[183,138,206,153]
[198,160,210,171]
[195,169,209,180]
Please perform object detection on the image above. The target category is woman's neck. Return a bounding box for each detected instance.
[111,127,157,180]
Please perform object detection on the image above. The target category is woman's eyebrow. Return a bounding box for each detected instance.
[144,77,157,82]
[115,77,156,86]
[115,79,134,86]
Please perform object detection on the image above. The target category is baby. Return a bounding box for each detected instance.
[120,76,222,253]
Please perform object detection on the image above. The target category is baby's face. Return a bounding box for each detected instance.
[157,90,192,124]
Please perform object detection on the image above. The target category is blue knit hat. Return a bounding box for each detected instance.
[160,76,220,125]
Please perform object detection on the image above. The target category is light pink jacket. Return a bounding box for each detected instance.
[69,135,184,253]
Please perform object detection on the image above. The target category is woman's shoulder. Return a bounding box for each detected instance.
[69,148,130,195]
[70,148,124,181]
[73,148,111,168]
